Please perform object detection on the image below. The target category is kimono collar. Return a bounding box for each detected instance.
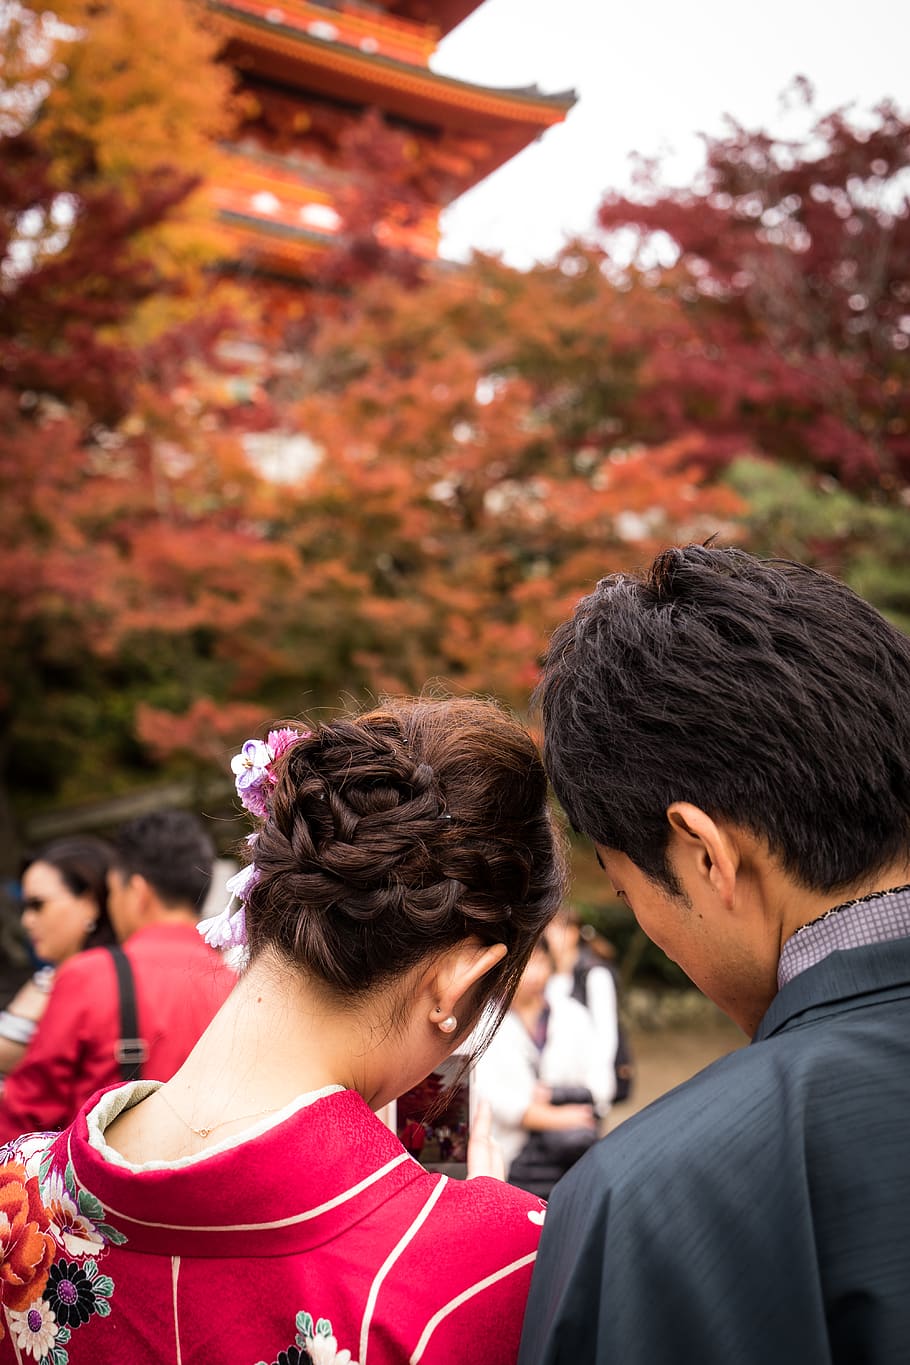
[54,1086,427,1259]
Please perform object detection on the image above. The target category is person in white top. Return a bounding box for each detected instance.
[474,941,610,1194]
[544,909,619,1109]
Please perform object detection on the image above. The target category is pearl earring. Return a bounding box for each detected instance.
[438,1015,457,1034]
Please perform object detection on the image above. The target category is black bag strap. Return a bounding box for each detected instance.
[569,956,590,1007]
[105,945,148,1082]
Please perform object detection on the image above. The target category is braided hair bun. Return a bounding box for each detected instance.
[244,697,565,1022]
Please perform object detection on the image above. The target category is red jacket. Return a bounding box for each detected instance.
[0,922,234,1143]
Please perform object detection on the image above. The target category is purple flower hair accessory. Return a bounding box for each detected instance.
[199,728,310,950]
[229,729,311,817]
[231,739,273,818]
[267,727,304,761]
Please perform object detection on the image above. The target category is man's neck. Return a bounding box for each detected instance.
[125,907,199,938]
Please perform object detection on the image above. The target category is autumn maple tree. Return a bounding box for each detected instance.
[0,0,298,856]
[587,88,910,624]
[5,20,908,876]
[0,0,452,854]
[595,88,910,484]
[241,256,740,712]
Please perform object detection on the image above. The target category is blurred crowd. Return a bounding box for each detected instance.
[0,812,235,1143]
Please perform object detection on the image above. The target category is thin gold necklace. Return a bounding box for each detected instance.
[157,1087,280,1139]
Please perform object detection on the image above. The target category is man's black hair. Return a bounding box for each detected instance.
[535,544,910,894]
[113,810,215,912]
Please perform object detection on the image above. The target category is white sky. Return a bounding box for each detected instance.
[434,0,910,266]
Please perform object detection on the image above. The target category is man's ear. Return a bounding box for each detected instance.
[666,802,740,910]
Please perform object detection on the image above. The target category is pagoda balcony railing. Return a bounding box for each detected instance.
[211,147,440,260]
[215,0,437,67]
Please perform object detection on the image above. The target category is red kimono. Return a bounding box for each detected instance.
[0,1083,546,1365]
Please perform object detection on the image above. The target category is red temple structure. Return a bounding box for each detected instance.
[208,0,575,277]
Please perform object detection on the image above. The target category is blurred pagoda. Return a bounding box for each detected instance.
[209,0,576,277]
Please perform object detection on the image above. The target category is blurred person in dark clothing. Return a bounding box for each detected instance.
[0,890,32,1009]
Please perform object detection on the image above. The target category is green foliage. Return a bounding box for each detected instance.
[728,457,910,632]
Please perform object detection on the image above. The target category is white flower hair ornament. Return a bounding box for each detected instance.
[199,727,309,950]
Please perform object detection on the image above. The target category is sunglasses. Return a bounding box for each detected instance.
[20,897,49,913]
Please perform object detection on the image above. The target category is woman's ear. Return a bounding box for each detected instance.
[432,938,508,1019]
[666,802,740,910]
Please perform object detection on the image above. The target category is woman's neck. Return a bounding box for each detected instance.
[104,957,387,1164]
[174,956,371,1114]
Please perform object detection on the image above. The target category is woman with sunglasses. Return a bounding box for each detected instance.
[0,837,115,1077]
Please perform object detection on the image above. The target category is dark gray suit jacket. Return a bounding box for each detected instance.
[518,937,910,1364]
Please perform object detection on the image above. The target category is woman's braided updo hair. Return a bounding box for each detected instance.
[243,697,565,1030]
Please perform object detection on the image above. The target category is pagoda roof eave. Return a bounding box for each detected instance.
[219,208,333,246]
[427,2,481,36]
[214,3,576,132]
[385,2,483,37]
[214,210,330,282]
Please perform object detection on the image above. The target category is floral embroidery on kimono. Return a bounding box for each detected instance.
[258,1310,359,1365]
[0,1135,124,1364]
